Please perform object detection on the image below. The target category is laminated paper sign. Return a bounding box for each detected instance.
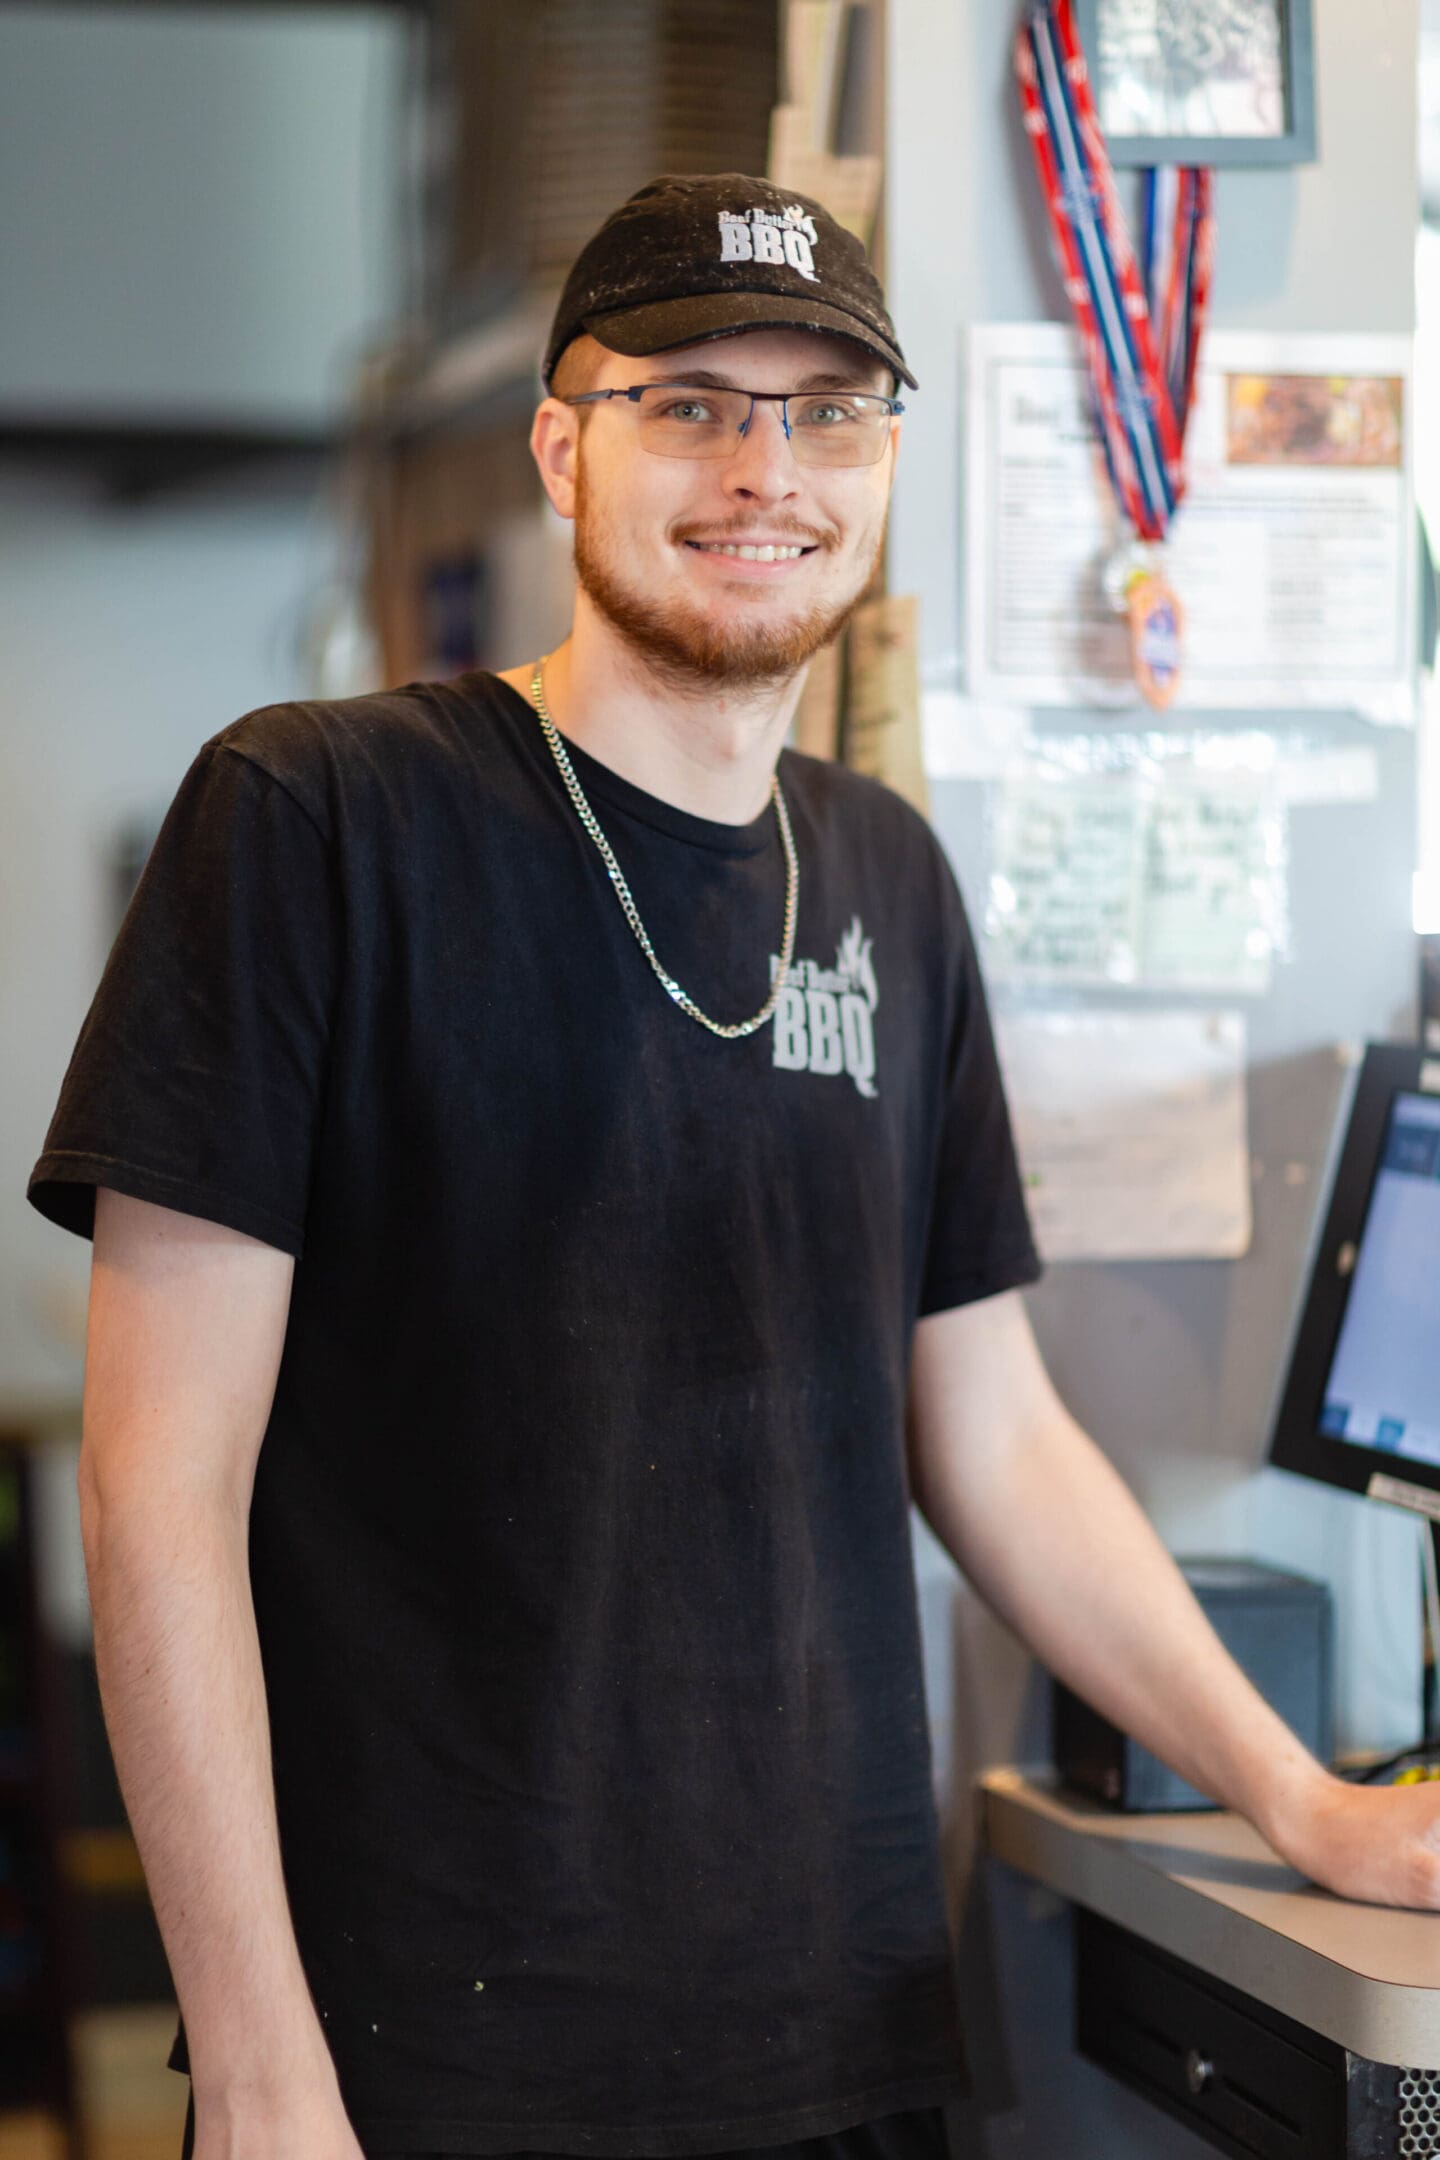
[994,1008,1252,1263]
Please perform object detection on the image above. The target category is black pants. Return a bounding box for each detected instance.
[180,2085,951,2160]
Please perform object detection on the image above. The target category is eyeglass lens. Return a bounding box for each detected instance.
[634,386,892,467]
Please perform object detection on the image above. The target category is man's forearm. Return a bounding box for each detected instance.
[911,1406,1333,1855]
[81,1475,340,2104]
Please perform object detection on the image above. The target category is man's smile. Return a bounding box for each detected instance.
[680,535,822,577]
[687,541,811,560]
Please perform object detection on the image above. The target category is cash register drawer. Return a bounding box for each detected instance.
[1076,1910,1346,2158]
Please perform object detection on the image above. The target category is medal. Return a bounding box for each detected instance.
[1127,570,1183,710]
[1101,537,1160,616]
[1016,2,1214,705]
[1102,538,1181,708]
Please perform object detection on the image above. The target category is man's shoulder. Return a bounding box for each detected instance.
[779,749,979,971]
[780,746,949,868]
[203,672,512,832]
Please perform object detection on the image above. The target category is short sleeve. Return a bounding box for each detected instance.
[27,741,337,1259]
[917,863,1043,1317]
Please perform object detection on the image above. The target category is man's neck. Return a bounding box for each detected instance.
[496,614,805,825]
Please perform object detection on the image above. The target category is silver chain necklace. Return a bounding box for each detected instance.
[528,658,799,1040]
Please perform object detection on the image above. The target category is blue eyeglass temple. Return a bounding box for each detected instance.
[566,387,906,435]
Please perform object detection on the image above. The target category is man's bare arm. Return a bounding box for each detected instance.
[81,1187,359,2147]
[906,1288,1440,1910]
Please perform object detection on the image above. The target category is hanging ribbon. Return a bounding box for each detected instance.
[1140,165,1215,455]
[1014,0,1215,703]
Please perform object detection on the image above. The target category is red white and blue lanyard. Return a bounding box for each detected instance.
[1014,0,1215,546]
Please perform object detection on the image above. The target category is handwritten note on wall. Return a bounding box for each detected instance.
[987,767,1280,992]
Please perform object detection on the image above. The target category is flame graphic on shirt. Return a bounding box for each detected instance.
[835,916,878,1014]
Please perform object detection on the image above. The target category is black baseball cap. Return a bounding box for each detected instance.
[542,172,916,392]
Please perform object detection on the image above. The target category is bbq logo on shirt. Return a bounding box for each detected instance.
[770,916,878,1097]
[717,204,820,283]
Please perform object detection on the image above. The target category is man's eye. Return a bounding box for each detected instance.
[799,400,861,426]
[659,398,719,422]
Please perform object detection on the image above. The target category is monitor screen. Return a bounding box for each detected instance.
[1270,1045,1440,1509]
[1318,1091,1440,1468]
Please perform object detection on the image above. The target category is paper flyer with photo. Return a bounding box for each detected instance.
[965,323,1417,722]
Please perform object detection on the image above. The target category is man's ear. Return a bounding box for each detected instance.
[885,374,903,474]
[531,398,582,522]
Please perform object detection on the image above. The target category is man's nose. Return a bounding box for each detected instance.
[719,399,801,499]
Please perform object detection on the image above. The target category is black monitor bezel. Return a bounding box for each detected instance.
[1269,1041,1440,1502]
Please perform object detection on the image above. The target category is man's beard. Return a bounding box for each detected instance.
[571,453,884,691]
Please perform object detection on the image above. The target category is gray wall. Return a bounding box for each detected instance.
[886,2,1424,2154]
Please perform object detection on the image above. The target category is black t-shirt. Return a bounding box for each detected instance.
[28,670,1041,2157]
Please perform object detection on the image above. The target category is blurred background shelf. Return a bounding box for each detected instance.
[0,2004,187,2160]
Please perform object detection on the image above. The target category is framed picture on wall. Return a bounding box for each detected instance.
[1074,0,1317,166]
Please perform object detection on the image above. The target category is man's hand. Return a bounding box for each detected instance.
[907,1290,1440,1912]
[1276,1773,1440,1910]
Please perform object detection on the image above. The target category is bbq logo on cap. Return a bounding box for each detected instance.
[717,204,820,284]
[540,172,917,391]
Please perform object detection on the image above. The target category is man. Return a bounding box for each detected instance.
[26,173,1440,2160]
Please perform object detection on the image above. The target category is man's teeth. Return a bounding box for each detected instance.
[691,542,807,561]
